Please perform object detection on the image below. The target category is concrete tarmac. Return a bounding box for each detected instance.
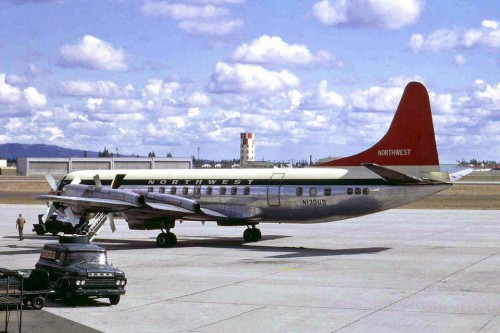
[0,204,499,333]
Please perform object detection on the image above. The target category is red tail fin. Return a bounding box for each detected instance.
[317,81,439,167]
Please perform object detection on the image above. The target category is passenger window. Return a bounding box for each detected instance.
[206,186,213,195]
[324,187,331,196]
[347,188,353,195]
[170,187,177,195]
[194,187,201,196]
[231,187,237,195]
[220,187,226,195]
[296,187,303,196]
[363,188,369,195]
[148,187,154,192]
[310,187,317,196]
[182,187,189,195]
[243,187,250,195]
[354,188,361,195]
[159,187,165,194]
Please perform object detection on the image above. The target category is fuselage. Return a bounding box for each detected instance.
[58,167,450,229]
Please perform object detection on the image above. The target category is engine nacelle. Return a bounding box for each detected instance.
[63,184,145,206]
[138,191,200,213]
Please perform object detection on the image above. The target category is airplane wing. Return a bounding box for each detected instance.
[35,191,229,219]
[36,194,139,211]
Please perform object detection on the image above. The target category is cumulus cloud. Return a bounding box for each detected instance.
[230,35,342,66]
[0,74,46,109]
[301,80,345,110]
[0,74,22,104]
[60,80,136,98]
[179,19,243,36]
[349,85,404,112]
[23,87,47,108]
[142,79,181,104]
[59,35,127,71]
[410,20,500,52]
[207,62,300,94]
[141,1,229,19]
[312,0,423,30]
[141,1,243,37]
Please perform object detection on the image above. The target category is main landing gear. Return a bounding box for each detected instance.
[243,225,261,242]
[156,231,177,247]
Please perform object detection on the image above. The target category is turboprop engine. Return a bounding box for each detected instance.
[63,184,146,207]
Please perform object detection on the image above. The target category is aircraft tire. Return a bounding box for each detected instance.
[165,232,177,247]
[156,232,177,247]
[243,228,252,242]
[251,228,262,242]
[156,233,167,247]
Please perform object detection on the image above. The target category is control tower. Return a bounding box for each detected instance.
[240,132,255,167]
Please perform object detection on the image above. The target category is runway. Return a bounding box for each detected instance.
[0,204,499,332]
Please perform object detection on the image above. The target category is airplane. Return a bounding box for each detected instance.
[36,81,464,247]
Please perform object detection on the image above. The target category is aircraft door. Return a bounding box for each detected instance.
[267,173,285,206]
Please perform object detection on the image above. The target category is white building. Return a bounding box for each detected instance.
[240,132,255,167]
[17,157,192,176]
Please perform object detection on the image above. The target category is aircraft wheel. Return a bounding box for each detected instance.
[251,228,262,242]
[243,228,252,242]
[156,232,177,247]
[156,233,167,247]
[165,232,177,247]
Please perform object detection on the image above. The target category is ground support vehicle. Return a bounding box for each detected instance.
[33,213,76,236]
[0,268,53,310]
[35,239,126,305]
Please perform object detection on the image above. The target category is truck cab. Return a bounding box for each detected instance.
[35,240,126,305]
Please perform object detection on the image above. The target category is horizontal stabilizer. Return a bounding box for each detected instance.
[362,163,430,184]
[449,168,474,182]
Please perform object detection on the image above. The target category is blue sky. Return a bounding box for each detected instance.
[0,0,498,163]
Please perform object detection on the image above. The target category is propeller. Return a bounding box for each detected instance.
[41,174,59,223]
[45,173,58,192]
[93,174,116,233]
[107,213,116,232]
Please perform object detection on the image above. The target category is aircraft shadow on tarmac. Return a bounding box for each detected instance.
[3,235,390,259]
[94,236,391,259]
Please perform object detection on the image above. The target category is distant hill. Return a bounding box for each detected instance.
[0,143,99,159]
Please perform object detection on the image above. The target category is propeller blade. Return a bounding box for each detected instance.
[41,204,56,223]
[71,176,81,185]
[64,207,77,226]
[45,174,58,192]
[107,213,116,232]
[93,174,102,188]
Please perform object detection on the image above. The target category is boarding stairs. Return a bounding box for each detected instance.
[78,213,109,242]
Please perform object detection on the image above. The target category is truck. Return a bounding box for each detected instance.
[33,213,76,236]
[35,239,126,305]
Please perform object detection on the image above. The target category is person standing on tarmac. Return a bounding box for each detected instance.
[16,213,26,240]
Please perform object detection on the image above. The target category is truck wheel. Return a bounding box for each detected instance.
[109,295,120,305]
[32,297,45,310]
[36,229,45,236]
[51,231,59,236]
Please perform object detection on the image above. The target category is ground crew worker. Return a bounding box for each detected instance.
[16,213,26,240]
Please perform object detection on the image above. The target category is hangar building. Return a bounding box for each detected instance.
[17,157,192,176]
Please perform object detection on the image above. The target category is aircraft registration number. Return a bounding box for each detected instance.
[302,199,327,206]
